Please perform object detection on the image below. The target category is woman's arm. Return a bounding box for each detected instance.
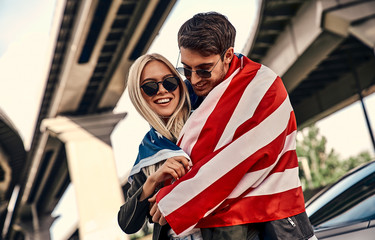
[118,172,150,234]
[118,156,190,233]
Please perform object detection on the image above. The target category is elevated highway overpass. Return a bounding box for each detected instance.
[245,0,375,134]
[2,0,176,239]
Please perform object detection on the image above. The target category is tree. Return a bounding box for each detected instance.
[296,124,372,192]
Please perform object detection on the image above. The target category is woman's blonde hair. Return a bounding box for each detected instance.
[127,53,191,142]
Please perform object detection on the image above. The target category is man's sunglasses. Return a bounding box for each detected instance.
[175,50,227,79]
[140,76,179,97]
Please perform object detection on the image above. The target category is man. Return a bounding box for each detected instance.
[150,12,316,240]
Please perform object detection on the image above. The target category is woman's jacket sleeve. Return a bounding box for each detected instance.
[117,172,150,234]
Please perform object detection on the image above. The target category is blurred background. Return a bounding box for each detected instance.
[0,0,374,239]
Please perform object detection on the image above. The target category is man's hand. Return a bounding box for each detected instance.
[149,195,167,225]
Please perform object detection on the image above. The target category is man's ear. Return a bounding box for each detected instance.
[224,47,234,64]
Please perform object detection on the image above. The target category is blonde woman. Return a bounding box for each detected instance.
[117,53,202,240]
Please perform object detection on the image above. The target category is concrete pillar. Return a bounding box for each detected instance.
[41,112,128,240]
[18,207,56,240]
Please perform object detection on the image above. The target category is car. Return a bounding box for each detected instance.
[305,160,375,239]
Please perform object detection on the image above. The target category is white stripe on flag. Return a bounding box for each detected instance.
[227,130,297,199]
[246,167,301,197]
[215,65,277,150]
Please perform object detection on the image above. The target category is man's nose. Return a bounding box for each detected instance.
[189,72,201,85]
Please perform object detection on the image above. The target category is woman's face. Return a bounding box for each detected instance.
[140,60,181,120]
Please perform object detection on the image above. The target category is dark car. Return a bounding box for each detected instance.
[305,160,375,239]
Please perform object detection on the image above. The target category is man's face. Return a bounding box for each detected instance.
[179,47,231,96]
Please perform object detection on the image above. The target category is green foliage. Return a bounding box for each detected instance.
[296,124,373,191]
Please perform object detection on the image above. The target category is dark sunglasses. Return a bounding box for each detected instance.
[140,76,179,97]
[175,49,227,78]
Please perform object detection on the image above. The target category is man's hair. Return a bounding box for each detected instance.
[178,12,236,57]
[127,53,191,142]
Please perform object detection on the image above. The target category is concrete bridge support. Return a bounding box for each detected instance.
[41,112,128,240]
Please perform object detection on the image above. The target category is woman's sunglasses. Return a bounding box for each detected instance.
[140,76,179,97]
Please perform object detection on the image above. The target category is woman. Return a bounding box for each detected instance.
[117,53,202,240]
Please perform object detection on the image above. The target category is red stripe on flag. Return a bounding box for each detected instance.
[233,76,288,142]
[196,187,306,228]
[245,114,298,173]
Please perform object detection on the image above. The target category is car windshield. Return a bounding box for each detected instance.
[317,194,375,229]
[306,161,375,226]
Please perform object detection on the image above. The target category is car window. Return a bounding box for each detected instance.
[308,162,375,226]
[307,161,375,218]
[317,194,375,228]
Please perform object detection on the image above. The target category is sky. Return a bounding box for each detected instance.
[0,0,56,148]
[0,0,374,239]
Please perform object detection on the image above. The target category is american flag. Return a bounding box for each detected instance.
[128,128,190,182]
[156,55,306,235]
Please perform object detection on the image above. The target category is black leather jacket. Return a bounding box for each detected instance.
[117,171,170,240]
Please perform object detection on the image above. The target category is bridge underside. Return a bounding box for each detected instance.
[4,0,177,239]
[245,0,375,129]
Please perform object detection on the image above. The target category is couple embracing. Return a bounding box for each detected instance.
[118,12,316,240]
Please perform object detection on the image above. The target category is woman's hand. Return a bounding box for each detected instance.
[151,156,191,183]
[140,156,191,201]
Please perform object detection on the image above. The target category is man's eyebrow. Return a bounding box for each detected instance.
[181,61,214,69]
[181,61,191,68]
